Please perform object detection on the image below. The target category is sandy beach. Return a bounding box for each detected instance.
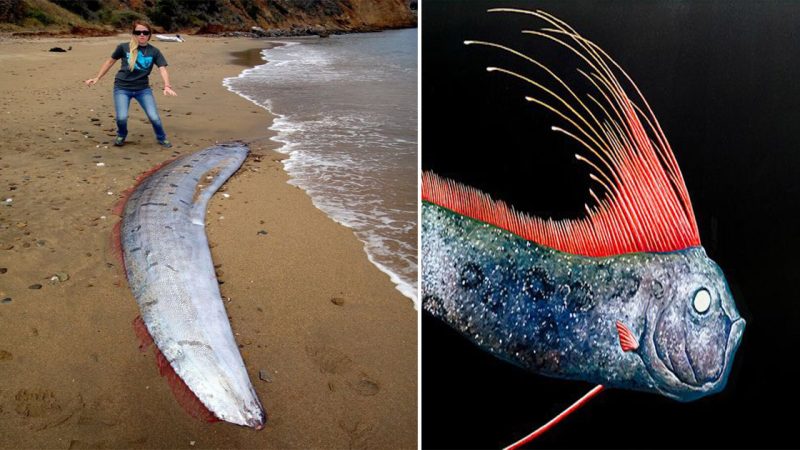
[0,34,417,448]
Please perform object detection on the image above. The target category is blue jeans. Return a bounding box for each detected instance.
[113,87,167,141]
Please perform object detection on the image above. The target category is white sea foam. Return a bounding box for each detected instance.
[223,30,418,306]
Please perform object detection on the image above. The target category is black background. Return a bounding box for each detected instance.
[422,1,800,448]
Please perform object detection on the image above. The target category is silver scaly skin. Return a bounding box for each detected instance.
[121,143,265,428]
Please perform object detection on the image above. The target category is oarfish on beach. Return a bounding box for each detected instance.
[118,142,265,429]
[422,8,745,445]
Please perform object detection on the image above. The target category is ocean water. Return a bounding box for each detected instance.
[224,29,418,304]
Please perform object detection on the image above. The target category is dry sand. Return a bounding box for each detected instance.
[0,34,417,448]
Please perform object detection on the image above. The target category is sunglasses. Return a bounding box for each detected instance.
[133,30,151,36]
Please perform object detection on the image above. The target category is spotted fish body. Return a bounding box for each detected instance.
[423,8,747,446]
[421,8,747,410]
[423,202,745,402]
[121,143,266,428]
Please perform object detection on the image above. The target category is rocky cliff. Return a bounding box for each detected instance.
[0,0,416,34]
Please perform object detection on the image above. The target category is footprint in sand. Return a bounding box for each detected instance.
[347,372,380,397]
[339,418,374,450]
[305,344,353,375]
[14,389,61,418]
[305,344,381,397]
[10,388,83,431]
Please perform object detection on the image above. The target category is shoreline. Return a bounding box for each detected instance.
[0,34,416,448]
[223,33,419,305]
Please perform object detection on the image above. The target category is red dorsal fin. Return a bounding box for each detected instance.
[615,320,639,352]
[112,157,179,217]
[424,9,701,257]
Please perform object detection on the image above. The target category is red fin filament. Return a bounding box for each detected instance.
[615,321,639,352]
[505,384,605,449]
[133,316,220,423]
[431,9,702,257]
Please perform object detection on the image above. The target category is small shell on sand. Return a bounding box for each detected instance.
[49,272,69,284]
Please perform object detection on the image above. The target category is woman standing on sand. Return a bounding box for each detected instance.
[85,21,177,148]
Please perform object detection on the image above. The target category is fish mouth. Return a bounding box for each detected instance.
[700,316,745,388]
[651,314,745,400]
[244,403,267,430]
[718,317,746,385]
[233,407,266,430]
[249,414,267,430]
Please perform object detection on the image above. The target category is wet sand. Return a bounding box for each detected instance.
[0,35,416,448]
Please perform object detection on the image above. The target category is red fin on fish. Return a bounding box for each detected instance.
[133,316,220,423]
[423,11,701,257]
[112,157,178,217]
[110,158,180,275]
[109,220,126,275]
[616,320,639,352]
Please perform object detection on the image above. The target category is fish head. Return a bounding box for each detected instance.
[640,247,745,402]
[207,386,267,429]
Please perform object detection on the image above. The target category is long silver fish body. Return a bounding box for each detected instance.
[121,143,266,428]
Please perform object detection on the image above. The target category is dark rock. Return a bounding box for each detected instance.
[29,284,42,289]
[49,47,67,53]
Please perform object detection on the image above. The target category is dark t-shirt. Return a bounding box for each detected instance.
[111,43,168,90]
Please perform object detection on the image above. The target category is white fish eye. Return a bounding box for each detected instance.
[693,288,711,314]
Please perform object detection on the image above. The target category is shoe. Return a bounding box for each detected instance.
[114,136,125,146]
[159,139,173,148]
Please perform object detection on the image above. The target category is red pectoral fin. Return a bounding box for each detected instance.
[616,321,640,352]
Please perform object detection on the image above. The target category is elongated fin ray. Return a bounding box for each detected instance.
[504,385,605,449]
[425,9,700,257]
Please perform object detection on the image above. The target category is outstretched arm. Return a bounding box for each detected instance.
[158,66,177,96]
[85,58,117,86]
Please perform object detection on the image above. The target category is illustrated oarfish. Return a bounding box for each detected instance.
[422,8,745,445]
[117,142,265,429]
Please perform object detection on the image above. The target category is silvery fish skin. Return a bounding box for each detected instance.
[422,202,745,402]
[121,143,265,428]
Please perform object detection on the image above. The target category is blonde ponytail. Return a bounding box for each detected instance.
[128,35,138,71]
[128,21,152,71]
